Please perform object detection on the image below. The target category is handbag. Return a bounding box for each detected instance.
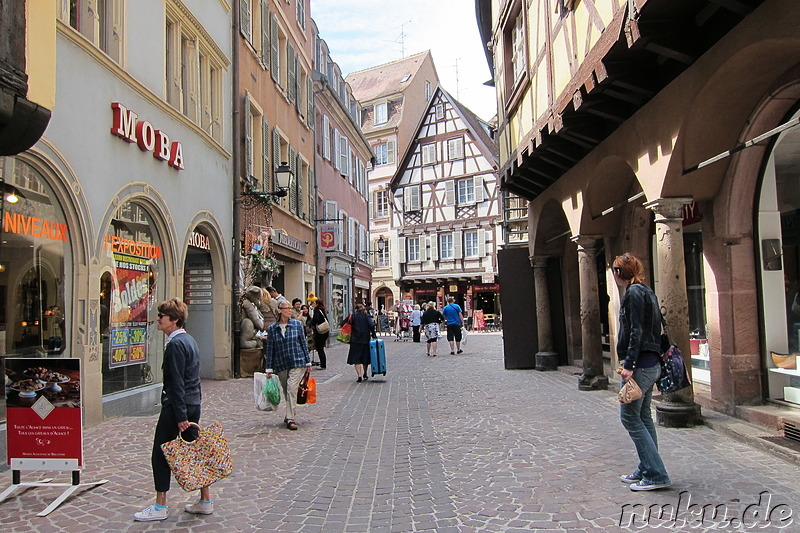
[337,315,353,343]
[315,317,330,335]
[297,369,310,404]
[460,326,468,346]
[618,377,643,404]
[657,344,692,393]
[160,421,233,492]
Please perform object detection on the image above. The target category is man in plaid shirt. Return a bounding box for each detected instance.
[265,301,311,430]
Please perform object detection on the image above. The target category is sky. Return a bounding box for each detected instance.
[310,0,497,122]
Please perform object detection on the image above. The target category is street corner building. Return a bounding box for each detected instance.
[478,0,800,429]
[1,1,234,428]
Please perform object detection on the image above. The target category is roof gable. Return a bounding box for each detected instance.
[390,85,498,191]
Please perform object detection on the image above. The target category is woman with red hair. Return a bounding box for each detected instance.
[613,253,671,492]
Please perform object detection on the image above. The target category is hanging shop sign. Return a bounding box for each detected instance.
[110,102,185,170]
[319,224,338,251]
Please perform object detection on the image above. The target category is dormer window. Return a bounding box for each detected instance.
[375,102,388,125]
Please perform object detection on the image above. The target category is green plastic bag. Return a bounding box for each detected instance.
[263,375,281,406]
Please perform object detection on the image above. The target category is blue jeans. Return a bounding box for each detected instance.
[620,364,670,484]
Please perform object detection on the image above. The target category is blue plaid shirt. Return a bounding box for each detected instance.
[264,318,311,373]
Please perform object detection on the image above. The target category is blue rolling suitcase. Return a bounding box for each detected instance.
[369,339,387,376]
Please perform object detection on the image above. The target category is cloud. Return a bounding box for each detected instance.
[311,0,497,121]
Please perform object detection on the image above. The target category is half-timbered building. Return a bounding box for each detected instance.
[390,87,500,321]
[479,0,800,431]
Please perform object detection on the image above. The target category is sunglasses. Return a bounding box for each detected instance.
[613,267,622,275]
[158,313,168,319]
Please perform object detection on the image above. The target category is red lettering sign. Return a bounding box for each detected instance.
[110,102,185,170]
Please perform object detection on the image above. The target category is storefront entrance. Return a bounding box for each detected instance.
[184,231,215,379]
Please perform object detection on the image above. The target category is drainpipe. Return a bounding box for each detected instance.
[231,2,242,378]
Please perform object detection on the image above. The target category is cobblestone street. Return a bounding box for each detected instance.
[1,333,798,532]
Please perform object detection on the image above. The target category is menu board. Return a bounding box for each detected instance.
[5,358,82,469]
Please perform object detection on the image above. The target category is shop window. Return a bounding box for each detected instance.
[101,201,164,395]
[0,157,69,359]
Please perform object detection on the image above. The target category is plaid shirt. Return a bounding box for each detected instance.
[264,318,311,373]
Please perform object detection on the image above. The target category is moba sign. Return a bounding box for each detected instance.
[110,102,185,170]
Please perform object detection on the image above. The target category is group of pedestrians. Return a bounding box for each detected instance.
[413,297,466,356]
[135,254,672,523]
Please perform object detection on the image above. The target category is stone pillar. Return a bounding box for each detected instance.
[645,198,701,427]
[531,255,558,371]
[572,236,608,390]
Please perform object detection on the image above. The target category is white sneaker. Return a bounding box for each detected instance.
[185,500,214,515]
[133,504,168,521]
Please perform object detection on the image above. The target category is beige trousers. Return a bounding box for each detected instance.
[276,367,306,421]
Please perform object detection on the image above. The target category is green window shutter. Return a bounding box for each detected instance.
[272,127,280,192]
[308,167,315,222]
[296,153,304,218]
[287,43,296,103]
[240,0,251,40]
[244,93,253,183]
[270,14,279,84]
[307,77,315,128]
[260,1,270,69]
[262,116,270,189]
[289,146,297,213]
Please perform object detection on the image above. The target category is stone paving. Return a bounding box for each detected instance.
[1,333,799,532]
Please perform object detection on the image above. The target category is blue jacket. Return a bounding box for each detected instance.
[161,332,202,422]
[617,283,663,370]
[265,319,311,373]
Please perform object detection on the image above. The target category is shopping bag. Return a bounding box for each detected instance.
[253,372,274,411]
[461,326,468,346]
[306,376,317,404]
[263,374,281,406]
[160,422,233,492]
[337,315,352,343]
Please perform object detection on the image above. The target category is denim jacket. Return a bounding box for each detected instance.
[617,283,663,370]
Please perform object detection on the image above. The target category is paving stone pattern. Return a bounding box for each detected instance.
[1,333,798,532]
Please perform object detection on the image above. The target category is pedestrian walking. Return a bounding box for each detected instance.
[265,300,312,430]
[410,304,422,342]
[310,300,330,369]
[343,303,376,382]
[134,298,214,521]
[299,304,316,353]
[613,252,672,491]
[442,297,465,354]
[421,302,445,356]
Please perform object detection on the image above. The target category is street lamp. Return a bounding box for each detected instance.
[244,161,293,200]
[364,235,386,262]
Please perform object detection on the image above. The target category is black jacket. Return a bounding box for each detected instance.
[342,311,376,345]
[617,283,663,370]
